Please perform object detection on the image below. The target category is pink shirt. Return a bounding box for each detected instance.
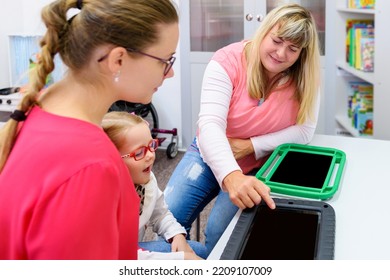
[0,106,139,259]
[215,41,299,171]
[198,42,318,186]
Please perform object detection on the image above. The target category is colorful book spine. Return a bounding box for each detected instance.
[347,81,374,135]
[345,19,374,71]
[348,0,375,9]
[360,27,374,72]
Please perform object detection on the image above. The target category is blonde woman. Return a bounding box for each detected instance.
[165,3,321,257]
[0,0,178,260]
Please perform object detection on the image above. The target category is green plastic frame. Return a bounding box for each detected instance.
[256,143,346,200]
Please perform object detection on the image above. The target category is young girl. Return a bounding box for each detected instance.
[102,111,206,260]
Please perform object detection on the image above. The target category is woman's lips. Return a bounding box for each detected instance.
[270,54,282,64]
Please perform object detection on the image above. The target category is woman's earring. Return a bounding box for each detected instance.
[114,70,121,83]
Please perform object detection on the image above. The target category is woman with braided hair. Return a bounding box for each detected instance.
[0,0,179,260]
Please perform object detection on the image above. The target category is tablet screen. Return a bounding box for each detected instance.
[220,199,335,260]
[239,205,320,260]
[269,151,333,189]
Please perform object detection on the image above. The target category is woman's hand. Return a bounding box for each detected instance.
[223,170,275,209]
[228,138,254,160]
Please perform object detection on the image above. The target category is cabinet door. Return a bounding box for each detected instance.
[184,0,264,147]
[190,0,242,52]
[189,0,325,54]
[189,0,265,53]
[181,0,326,147]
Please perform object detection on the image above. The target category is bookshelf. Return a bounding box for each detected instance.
[326,0,390,140]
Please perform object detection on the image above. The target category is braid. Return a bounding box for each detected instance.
[0,0,69,172]
[0,0,179,173]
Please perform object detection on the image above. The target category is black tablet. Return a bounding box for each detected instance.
[256,143,346,200]
[270,151,333,189]
[220,198,335,260]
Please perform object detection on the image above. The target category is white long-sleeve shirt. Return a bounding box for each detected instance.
[137,172,187,260]
[197,55,320,188]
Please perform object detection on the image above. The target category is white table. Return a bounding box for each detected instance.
[208,134,390,260]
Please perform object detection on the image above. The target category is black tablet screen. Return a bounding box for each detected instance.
[239,206,320,260]
[269,151,333,189]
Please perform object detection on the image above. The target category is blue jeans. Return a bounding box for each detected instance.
[164,138,239,257]
[139,240,208,259]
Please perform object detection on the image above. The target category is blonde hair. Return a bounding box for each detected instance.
[245,3,321,125]
[0,0,178,172]
[102,111,145,151]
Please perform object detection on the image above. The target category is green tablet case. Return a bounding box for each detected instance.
[256,143,346,200]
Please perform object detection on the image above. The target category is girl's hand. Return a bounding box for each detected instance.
[171,234,204,260]
[170,234,192,253]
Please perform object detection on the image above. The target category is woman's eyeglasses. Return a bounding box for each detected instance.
[121,139,159,161]
[126,48,176,76]
[97,48,176,76]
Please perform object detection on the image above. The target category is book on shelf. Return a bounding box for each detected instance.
[360,27,374,72]
[348,0,375,9]
[347,81,373,136]
[346,19,374,72]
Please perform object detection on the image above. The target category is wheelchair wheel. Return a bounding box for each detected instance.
[145,103,159,139]
[166,142,178,159]
[109,101,159,138]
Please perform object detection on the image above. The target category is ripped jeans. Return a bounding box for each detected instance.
[164,138,238,257]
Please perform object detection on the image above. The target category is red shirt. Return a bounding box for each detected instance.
[0,106,139,259]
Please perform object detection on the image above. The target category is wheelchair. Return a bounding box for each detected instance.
[109,101,179,159]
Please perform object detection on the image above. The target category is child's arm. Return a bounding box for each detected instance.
[147,174,188,242]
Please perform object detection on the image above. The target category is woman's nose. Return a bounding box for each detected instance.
[276,46,287,59]
[164,67,175,79]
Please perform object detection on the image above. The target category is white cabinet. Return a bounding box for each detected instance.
[325,0,390,140]
[180,0,265,148]
[180,0,326,148]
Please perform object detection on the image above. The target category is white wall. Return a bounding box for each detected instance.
[152,0,182,149]
[0,0,183,148]
[0,0,23,89]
